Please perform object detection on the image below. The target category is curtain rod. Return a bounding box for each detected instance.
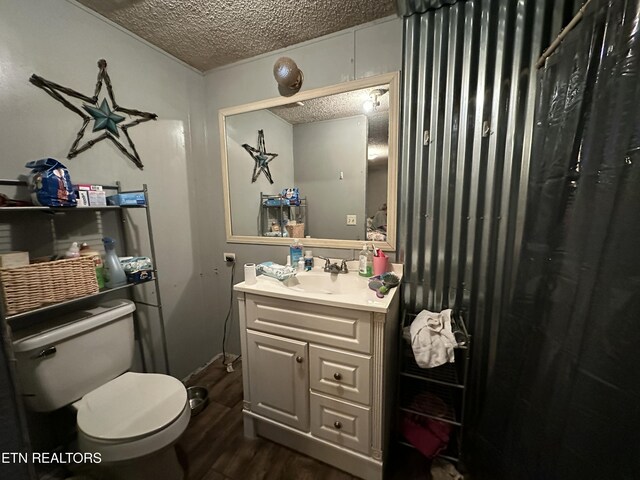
[536,0,593,69]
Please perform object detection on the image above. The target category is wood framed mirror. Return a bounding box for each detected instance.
[219,71,399,251]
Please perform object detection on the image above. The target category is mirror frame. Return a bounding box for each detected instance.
[219,71,399,251]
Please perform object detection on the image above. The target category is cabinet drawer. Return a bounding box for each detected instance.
[310,392,370,455]
[246,294,371,353]
[310,345,371,405]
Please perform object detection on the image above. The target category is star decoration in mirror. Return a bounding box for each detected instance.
[29,59,157,170]
[242,129,278,184]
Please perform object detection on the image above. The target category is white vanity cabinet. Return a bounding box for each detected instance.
[235,281,400,480]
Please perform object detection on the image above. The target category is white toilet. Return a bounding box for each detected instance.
[12,299,190,480]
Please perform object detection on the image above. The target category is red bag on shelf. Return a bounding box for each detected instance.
[401,391,453,458]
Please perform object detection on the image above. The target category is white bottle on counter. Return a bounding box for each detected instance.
[304,250,313,271]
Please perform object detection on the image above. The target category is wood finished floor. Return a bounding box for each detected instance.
[177,358,432,480]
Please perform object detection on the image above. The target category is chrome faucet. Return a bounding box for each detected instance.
[317,256,349,274]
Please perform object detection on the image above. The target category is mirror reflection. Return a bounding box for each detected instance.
[220,72,398,250]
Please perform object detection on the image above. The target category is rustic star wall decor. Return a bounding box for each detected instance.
[29,59,157,170]
[83,99,125,136]
[242,130,278,184]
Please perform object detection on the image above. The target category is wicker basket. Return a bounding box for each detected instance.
[285,223,305,238]
[0,256,99,315]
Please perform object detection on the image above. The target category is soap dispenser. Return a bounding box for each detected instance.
[358,243,373,277]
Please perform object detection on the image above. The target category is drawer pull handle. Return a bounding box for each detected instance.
[34,346,57,359]
[334,421,342,429]
[296,356,304,363]
[333,372,342,380]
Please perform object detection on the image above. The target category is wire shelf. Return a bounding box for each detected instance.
[397,309,471,464]
[398,436,461,463]
[399,377,462,426]
[400,349,464,388]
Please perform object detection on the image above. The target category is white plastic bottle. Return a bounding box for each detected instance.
[102,237,127,288]
[358,243,373,277]
[64,242,80,258]
[304,250,314,271]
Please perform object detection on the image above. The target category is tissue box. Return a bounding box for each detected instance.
[107,193,146,206]
[119,256,153,283]
[0,251,29,269]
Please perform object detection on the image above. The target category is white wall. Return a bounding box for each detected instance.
[366,164,388,218]
[202,17,402,354]
[0,0,212,379]
[0,1,402,385]
[226,110,294,235]
[293,116,367,240]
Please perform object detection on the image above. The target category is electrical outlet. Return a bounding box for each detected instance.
[223,252,236,263]
[346,215,357,226]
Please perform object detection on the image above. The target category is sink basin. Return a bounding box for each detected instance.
[234,263,402,313]
[282,271,368,295]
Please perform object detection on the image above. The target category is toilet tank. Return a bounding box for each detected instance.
[12,299,136,412]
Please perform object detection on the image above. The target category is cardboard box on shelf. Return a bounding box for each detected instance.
[0,251,29,269]
[76,184,106,207]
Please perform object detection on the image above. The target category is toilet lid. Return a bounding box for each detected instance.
[75,372,187,441]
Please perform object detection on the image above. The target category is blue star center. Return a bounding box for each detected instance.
[257,154,270,167]
[83,99,126,137]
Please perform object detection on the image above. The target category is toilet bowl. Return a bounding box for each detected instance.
[74,372,189,462]
[12,299,189,480]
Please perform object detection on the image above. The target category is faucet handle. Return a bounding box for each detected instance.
[340,259,349,273]
[317,256,331,269]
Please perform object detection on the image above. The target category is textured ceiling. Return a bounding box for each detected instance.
[269,85,390,165]
[269,85,389,125]
[77,0,397,71]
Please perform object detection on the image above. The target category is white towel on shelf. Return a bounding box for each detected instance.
[410,309,457,369]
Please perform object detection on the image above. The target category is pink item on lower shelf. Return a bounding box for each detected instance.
[401,392,453,458]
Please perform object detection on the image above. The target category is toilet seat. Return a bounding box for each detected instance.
[74,372,190,462]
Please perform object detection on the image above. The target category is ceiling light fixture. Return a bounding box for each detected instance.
[273,57,304,97]
[363,88,387,113]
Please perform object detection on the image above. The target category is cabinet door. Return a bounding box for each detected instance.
[247,330,309,431]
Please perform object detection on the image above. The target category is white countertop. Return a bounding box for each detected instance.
[234,262,402,313]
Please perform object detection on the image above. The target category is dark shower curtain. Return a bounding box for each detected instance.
[474,0,640,478]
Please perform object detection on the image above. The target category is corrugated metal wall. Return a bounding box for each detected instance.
[398,0,582,405]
